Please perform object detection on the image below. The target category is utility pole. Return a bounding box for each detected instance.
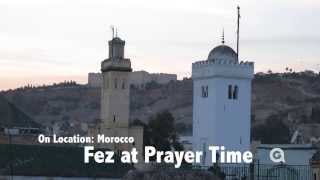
[8,130,14,180]
[236,5,240,61]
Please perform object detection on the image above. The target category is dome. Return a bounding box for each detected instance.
[111,37,125,43]
[207,45,238,63]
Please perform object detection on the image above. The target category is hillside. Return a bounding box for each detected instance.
[0,94,40,128]
[1,72,320,143]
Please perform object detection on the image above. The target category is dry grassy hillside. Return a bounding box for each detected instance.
[1,72,320,143]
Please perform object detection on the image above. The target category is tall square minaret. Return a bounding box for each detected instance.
[100,36,143,160]
[101,37,132,129]
[192,42,254,166]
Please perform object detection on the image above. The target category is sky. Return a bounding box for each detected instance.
[0,0,320,90]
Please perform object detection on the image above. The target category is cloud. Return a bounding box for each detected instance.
[0,0,319,90]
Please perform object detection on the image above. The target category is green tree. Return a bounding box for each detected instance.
[147,110,183,151]
[132,111,183,152]
[252,114,290,144]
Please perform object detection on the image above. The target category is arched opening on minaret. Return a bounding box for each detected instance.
[122,79,126,89]
[114,78,118,88]
[228,85,233,99]
[233,85,238,100]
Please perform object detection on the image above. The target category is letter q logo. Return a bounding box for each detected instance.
[270,148,286,163]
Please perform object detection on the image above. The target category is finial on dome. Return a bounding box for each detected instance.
[221,28,225,44]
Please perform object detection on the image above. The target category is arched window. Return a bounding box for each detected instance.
[114,78,118,88]
[228,85,233,99]
[113,113,116,123]
[233,85,238,100]
[201,85,208,98]
[205,86,208,97]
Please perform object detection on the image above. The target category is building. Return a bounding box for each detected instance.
[87,71,177,88]
[255,144,317,180]
[255,144,317,166]
[4,127,41,135]
[192,37,254,166]
[88,73,102,87]
[99,35,143,161]
[311,151,320,180]
[129,71,177,88]
[179,136,193,151]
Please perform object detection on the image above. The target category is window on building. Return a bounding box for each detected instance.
[233,85,238,100]
[201,85,208,98]
[228,85,239,100]
[122,79,126,89]
[228,85,233,99]
[113,114,116,123]
[206,86,208,97]
[114,78,118,88]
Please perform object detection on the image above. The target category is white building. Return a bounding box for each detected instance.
[192,39,254,166]
[179,136,193,151]
[255,144,317,166]
[255,144,317,180]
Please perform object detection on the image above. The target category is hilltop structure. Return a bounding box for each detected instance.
[88,71,177,88]
[192,37,254,166]
[99,36,143,160]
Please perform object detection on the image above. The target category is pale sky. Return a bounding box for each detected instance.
[1,0,320,90]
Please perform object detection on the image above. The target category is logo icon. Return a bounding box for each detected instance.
[270,148,285,163]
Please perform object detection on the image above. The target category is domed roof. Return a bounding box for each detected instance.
[207,45,238,63]
[109,37,125,45]
[112,37,123,41]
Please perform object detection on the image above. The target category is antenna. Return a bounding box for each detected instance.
[110,25,115,38]
[221,28,225,44]
[236,5,240,61]
[115,28,118,37]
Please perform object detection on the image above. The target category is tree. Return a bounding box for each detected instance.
[311,107,320,123]
[252,114,290,144]
[131,111,183,152]
[148,110,183,151]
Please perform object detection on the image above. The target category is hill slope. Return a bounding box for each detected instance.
[0,95,40,128]
[1,72,320,143]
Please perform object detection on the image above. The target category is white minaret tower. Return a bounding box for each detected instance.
[192,34,254,166]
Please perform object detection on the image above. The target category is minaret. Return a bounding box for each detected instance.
[192,41,254,166]
[192,17,253,166]
[99,36,143,160]
[101,36,132,130]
